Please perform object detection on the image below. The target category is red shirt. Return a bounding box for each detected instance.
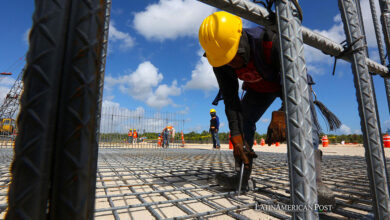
[235,60,281,93]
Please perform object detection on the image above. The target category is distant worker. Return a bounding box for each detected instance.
[162,126,170,148]
[209,109,220,149]
[169,126,176,146]
[158,134,162,147]
[133,129,138,144]
[128,129,133,144]
[199,11,339,205]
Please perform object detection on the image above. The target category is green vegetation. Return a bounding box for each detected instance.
[100,131,367,144]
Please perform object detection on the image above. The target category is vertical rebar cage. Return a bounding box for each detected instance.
[338,0,390,218]
[99,107,185,149]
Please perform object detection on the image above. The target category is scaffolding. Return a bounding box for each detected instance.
[3,0,390,219]
[99,106,185,149]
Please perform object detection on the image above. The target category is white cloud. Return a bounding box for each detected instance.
[109,22,135,51]
[333,14,341,23]
[0,86,10,104]
[0,77,17,87]
[177,106,189,114]
[303,19,344,75]
[145,80,181,108]
[0,77,16,104]
[184,56,218,91]
[260,118,270,123]
[306,64,325,76]
[303,0,384,76]
[133,0,215,41]
[105,61,181,108]
[101,102,181,133]
[104,95,115,101]
[23,28,31,45]
[111,8,124,15]
[368,49,381,63]
[304,45,333,66]
[382,120,390,132]
[338,124,352,135]
[359,0,382,48]
[313,19,345,44]
[303,14,345,75]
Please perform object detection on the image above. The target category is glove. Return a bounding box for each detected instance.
[265,111,286,146]
[231,135,257,169]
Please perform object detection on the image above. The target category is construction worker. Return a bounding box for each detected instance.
[133,129,138,144]
[168,125,176,146]
[199,11,334,205]
[158,134,162,147]
[162,126,170,148]
[128,129,133,144]
[209,109,220,149]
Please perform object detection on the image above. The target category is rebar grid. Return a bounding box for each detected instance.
[2,148,390,219]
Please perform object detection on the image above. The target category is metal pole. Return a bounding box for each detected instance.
[275,0,317,219]
[356,0,386,163]
[379,0,390,77]
[371,0,390,114]
[338,0,390,219]
[196,0,389,77]
[48,0,109,219]
[6,0,72,218]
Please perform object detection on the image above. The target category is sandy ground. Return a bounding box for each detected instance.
[1,143,388,219]
[182,143,390,157]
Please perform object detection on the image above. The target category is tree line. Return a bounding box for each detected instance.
[100,131,368,144]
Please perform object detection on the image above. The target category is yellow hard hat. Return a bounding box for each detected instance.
[210,109,216,113]
[199,11,242,67]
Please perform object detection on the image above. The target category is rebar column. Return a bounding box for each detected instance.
[338,0,390,219]
[96,0,111,144]
[379,0,390,114]
[6,0,72,219]
[275,0,317,219]
[48,0,109,219]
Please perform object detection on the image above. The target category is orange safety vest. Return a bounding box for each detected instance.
[133,131,138,138]
[128,131,132,137]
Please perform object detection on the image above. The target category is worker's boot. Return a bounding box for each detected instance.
[315,149,336,207]
[215,158,253,191]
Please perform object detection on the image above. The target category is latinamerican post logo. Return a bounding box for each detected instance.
[254,198,333,213]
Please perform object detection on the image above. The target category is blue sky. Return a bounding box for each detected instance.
[1,0,390,135]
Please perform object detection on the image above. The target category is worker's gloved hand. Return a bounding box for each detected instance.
[265,111,286,146]
[231,135,257,169]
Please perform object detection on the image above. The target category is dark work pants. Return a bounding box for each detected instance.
[211,130,220,148]
[241,89,320,150]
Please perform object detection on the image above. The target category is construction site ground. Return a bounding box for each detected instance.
[1,143,390,219]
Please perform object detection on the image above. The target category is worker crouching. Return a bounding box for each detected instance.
[199,11,335,206]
